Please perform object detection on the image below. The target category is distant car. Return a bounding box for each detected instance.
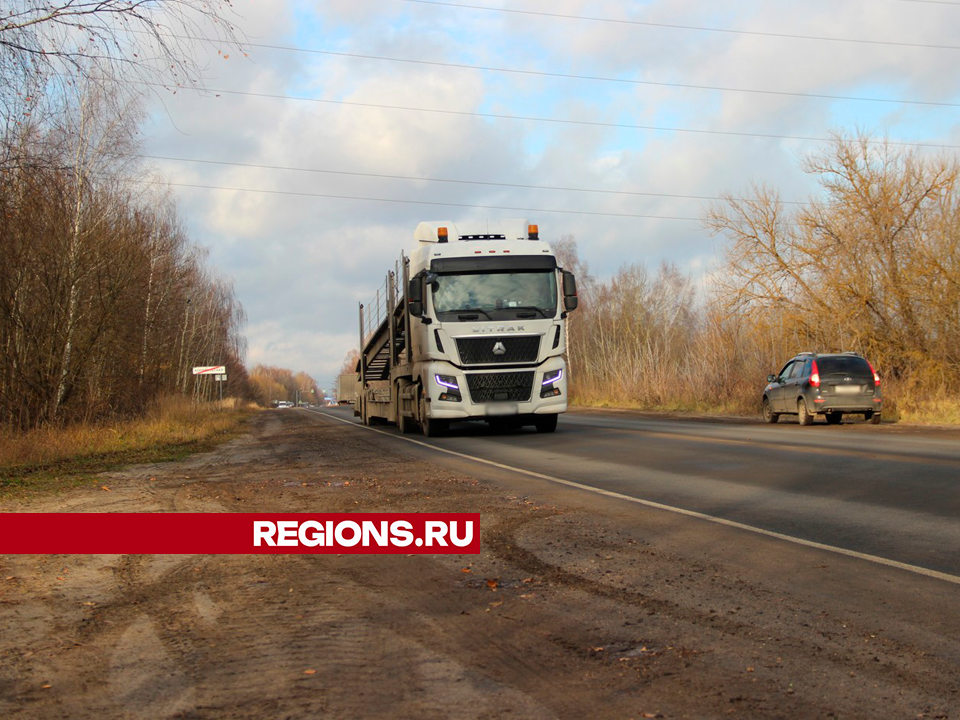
[762,352,882,425]
[276,400,294,409]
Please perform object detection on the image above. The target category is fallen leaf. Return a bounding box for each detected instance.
[41,684,52,689]
[486,578,499,590]
[746,666,755,673]
[100,486,110,492]
[82,602,96,606]
[489,600,502,608]
[4,576,13,581]
[460,567,472,574]
[303,669,316,675]
[56,576,65,581]
[521,577,533,583]
[590,646,604,652]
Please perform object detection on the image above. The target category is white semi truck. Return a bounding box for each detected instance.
[355,219,578,436]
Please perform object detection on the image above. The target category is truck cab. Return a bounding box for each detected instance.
[357,219,578,436]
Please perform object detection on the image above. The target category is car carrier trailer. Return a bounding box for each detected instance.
[355,219,578,436]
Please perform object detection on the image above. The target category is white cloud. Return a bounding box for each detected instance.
[138,0,960,383]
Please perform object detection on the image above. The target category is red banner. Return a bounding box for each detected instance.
[0,513,480,554]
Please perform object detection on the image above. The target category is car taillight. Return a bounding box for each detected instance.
[810,360,820,388]
[868,360,880,385]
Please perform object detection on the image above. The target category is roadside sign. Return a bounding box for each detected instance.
[193,366,226,375]
[216,374,227,382]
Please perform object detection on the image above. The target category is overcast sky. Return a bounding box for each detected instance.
[138,0,960,391]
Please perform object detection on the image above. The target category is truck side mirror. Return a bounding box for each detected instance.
[408,275,424,317]
[562,270,578,312]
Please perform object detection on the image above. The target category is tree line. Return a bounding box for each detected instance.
[558,134,960,418]
[248,366,323,406]
[0,2,250,430]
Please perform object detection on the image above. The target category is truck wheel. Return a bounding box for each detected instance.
[797,398,814,426]
[422,414,447,438]
[762,398,779,424]
[419,394,447,437]
[534,414,558,433]
[825,412,842,425]
[399,411,415,434]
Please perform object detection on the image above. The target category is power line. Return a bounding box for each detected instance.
[205,43,960,110]
[135,180,704,221]
[400,0,960,51]
[160,84,960,151]
[139,153,806,205]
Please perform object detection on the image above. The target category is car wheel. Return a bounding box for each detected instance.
[534,414,558,433]
[868,410,882,425]
[798,398,814,426]
[762,397,779,424]
[825,412,842,425]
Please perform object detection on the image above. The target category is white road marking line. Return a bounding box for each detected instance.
[308,409,960,587]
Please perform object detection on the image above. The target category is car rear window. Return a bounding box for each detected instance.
[817,356,871,376]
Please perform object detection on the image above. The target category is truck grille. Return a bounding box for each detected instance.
[456,335,540,365]
[466,372,534,403]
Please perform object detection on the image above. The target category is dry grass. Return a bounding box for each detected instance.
[895,396,960,426]
[0,395,254,494]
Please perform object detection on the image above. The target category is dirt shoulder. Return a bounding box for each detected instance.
[1,410,957,719]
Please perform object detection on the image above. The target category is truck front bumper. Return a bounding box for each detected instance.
[424,358,568,420]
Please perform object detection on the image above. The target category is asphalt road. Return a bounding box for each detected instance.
[311,406,960,579]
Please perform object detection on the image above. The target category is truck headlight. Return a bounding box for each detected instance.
[541,369,563,397]
[435,374,461,402]
[541,369,563,386]
[435,374,459,390]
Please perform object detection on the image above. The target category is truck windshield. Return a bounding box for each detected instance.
[432,271,558,319]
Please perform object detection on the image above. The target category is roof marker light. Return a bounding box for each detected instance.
[528,224,539,240]
[438,226,448,243]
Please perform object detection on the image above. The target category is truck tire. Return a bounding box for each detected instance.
[419,393,447,438]
[534,414,558,433]
[399,410,415,434]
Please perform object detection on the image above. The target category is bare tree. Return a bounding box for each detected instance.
[0,1,239,87]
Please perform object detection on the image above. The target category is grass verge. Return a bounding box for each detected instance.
[0,396,254,498]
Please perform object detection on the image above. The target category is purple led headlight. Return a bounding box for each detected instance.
[542,369,563,386]
[435,374,460,390]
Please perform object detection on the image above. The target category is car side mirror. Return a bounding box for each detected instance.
[562,270,578,311]
[407,276,423,318]
[767,374,777,383]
